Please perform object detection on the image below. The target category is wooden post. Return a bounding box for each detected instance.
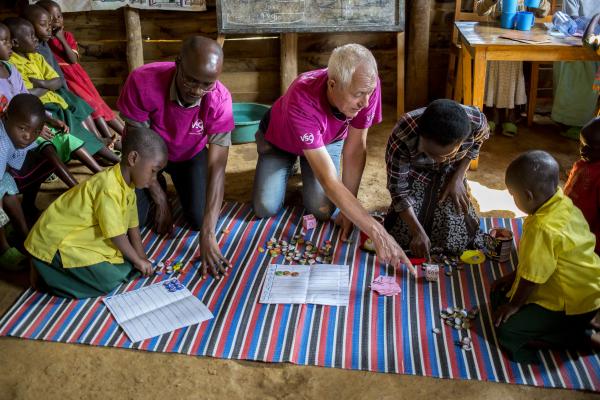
[124,7,144,72]
[280,33,298,95]
[216,34,226,48]
[397,31,405,118]
[406,0,431,109]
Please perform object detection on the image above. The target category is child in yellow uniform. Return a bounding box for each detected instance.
[26,126,167,298]
[492,150,600,363]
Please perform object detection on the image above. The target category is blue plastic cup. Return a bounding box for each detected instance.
[515,11,535,31]
[502,0,518,14]
[524,0,541,7]
[501,12,517,29]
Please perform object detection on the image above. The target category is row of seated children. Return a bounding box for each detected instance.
[32,1,125,143]
[0,3,128,267]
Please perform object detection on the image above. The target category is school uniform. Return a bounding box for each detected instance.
[25,164,139,298]
[492,188,600,363]
[9,51,102,158]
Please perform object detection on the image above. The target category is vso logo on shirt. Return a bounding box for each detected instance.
[189,119,204,135]
[300,133,314,144]
[366,113,374,124]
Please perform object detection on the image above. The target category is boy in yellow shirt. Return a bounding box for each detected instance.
[26,126,167,298]
[492,150,600,363]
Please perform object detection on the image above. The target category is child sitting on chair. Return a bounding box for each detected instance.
[26,126,167,299]
[0,94,46,268]
[37,0,125,142]
[492,150,600,364]
[564,117,600,255]
[475,0,550,136]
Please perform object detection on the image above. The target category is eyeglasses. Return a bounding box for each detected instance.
[177,62,216,94]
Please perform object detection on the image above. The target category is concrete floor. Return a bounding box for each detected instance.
[0,113,595,400]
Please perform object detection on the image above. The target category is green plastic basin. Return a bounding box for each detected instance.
[231,102,270,144]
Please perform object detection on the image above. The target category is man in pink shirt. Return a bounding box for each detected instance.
[252,44,413,272]
[117,36,234,279]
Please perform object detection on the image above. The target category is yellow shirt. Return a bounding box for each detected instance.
[507,188,600,315]
[8,52,68,109]
[25,164,139,268]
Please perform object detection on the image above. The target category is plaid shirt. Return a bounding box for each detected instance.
[385,105,489,212]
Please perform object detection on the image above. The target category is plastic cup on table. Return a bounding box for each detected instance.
[515,11,535,31]
[501,12,517,29]
[502,0,518,14]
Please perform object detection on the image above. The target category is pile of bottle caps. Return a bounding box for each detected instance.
[440,306,479,330]
[259,235,334,264]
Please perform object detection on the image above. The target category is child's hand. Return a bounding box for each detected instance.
[491,273,515,292]
[53,27,65,40]
[47,117,70,134]
[134,258,153,277]
[493,303,520,327]
[29,78,46,89]
[40,125,55,141]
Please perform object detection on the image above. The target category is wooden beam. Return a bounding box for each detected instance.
[406,0,431,109]
[280,33,298,95]
[396,31,405,118]
[124,7,144,72]
[217,34,226,48]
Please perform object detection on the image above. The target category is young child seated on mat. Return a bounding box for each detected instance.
[491,150,600,364]
[474,0,550,136]
[564,118,600,256]
[37,0,125,143]
[26,126,167,299]
[0,21,96,189]
[0,94,46,269]
[4,18,117,176]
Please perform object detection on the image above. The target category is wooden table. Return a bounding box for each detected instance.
[456,21,599,112]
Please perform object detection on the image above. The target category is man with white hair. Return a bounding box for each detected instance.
[252,44,413,272]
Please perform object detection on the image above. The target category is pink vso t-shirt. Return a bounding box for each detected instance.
[117,62,234,162]
[264,68,382,156]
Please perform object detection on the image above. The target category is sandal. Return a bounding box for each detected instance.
[501,122,518,137]
[0,247,27,272]
[559,126,581,141]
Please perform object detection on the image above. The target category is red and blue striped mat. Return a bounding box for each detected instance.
[0,203,598,391]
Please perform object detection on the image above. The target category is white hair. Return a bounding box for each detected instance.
[327,43,378,88]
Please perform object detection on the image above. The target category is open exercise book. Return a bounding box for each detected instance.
[260,264,350,306]
[103,279,213,343]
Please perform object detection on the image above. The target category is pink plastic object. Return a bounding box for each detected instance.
[302,214,317,230]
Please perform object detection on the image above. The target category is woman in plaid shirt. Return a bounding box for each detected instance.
[384,99,490,256]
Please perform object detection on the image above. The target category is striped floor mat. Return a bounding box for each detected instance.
[1,203,598,391]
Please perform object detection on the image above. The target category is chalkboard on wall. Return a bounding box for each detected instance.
[217,0,405,34]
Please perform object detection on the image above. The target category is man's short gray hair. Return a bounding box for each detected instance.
[327,44,378,88]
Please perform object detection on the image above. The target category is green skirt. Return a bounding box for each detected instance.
[57,88,94,121]
[44,102,103,156]
[35,130,84,163]
[32,252,139,299]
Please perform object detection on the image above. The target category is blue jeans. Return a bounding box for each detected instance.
[252,130,343,220]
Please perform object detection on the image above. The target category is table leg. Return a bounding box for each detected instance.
[472,48,487,110]
[461,44,472,105]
